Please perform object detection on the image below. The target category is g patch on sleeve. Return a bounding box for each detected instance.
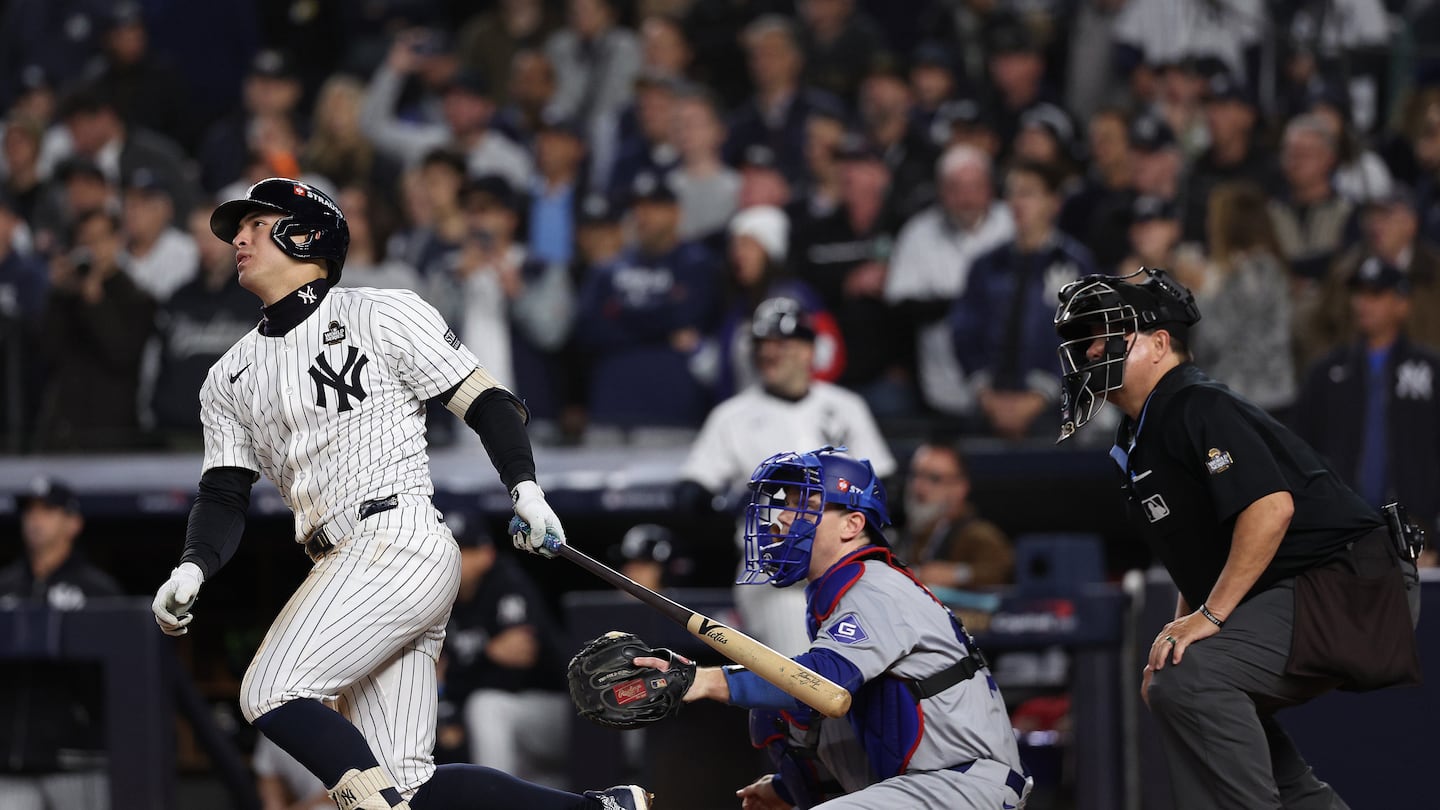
[824,612,870,645]
[444,328,461,349]
[1205,448,1233,475]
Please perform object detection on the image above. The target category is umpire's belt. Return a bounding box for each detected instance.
[304,495,400,562]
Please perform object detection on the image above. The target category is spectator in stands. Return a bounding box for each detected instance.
[443,518,572,789]
[679,296,896,654]
[392,149,468,279]
[1404,87,1440,245]
[682,0,792,109]
[1059,106,1135,271]
[793,137,911,416]
[1305,82,1394,206]
[253,733,329,810]
[575,171,718,432]
[197,49,304,194]
[723,15,839,185]
[736,144,793,212]
[951,160,1096,440]
[1118,194,1186,276]
[361,34,532,190]
[858,70,938,224]
[1013,102,1081,187]
[1180,70,1274,244]
[0,188,47,451]
[432,175,576,434]
[0,476,122,810]
[897,441,1013,589]
[793,101,847,222]
[605,70,681,203]
[885,145,1014,422]
[1296,259,1440,549]
[638,14,694,80]
[908,42,958,140]
[0,5,109,112]
[492,50,561,153]
[561,193,627,439]
[983,15,1061,153]
[2,113,46,225]
[1186,182,1297,415]
[51,83,197,217]
[150,206,257,447]
[35,209,154,451]
[932,94,1003,159]
[1296,186,1440,370]
[86,2,190,149]
[1129,112,1183,207]
[302,74,400,194]
[456,0,562,107]
[333,185,421,291]
[121,169,197,303]
[669,86,739,243]
[30,158,115,260]
[614,522,694,590]
[712,206,842,400]
[545,0,642,153]
[1269,114,1354,282]
[527,112,588,267]
[796,0,890,104]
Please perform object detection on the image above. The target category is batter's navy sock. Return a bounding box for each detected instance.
[410,764,597,810]
[253,699,385,790]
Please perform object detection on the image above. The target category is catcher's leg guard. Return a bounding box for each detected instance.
[581,784,655,809]
[328,767,410,810]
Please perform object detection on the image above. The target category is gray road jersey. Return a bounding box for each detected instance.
[810,561,1025,775]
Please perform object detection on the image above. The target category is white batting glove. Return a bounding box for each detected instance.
[152,562,204,636]
[509,480,566,558]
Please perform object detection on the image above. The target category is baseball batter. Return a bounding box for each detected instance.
[679,298,895,656]
[149,178,651,810]
[651,447,1031,809]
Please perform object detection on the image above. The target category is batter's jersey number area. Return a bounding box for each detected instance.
[308,346,370,412]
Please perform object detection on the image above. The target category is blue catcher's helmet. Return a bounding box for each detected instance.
[740,446,891,588]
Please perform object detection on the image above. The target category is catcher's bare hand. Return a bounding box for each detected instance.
[736,774,792,810]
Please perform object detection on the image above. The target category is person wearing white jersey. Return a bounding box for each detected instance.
[148,178,651,810]
[678,297,895,656]
[643,447,1031,809]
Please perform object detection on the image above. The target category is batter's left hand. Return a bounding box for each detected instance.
[509,480,566,557]
[1148,609,1222,671]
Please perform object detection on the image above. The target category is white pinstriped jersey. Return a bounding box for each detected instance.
[199,285,479,544]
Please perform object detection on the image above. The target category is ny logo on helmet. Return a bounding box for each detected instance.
[309,346,369,412]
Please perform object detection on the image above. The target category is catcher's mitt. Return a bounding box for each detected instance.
[568,631,697,729]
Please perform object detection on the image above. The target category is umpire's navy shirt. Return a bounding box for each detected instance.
[1111,363,1382,608]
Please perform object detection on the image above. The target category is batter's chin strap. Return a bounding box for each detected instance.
[901,644,991,701]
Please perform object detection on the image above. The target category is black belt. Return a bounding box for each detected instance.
[304,495,399,561]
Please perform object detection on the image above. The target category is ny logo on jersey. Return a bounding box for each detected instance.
[308,346,369,412]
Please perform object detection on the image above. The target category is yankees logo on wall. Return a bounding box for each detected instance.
[309,346,369,412]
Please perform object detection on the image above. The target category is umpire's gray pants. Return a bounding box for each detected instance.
[1146,569,1421,810]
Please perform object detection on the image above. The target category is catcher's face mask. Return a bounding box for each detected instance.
[742,451,825,588]
[741,447,891,588]
[1054,277,1137,442]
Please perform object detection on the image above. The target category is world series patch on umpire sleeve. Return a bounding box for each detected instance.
[824,613,869,644]
[444,329,461,349]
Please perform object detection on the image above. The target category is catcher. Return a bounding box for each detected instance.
[568,447,1032,809]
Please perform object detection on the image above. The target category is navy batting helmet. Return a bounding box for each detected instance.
[210,178,350,281]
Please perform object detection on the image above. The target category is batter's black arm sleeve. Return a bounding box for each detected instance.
[179,467,255,579]
[458,388,538,492]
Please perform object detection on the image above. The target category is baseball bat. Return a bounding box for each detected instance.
[557,543,852,718]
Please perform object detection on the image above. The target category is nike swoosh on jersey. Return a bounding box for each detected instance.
[229,364,251,383]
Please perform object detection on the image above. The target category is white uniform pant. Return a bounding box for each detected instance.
[240,500,461,795]
[463,690,571,788]
[0,772,109,810]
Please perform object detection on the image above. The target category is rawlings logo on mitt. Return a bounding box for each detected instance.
[568,631,697,729]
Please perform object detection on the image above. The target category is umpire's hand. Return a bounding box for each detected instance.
[152,562,205,636]
[509,481,566,557]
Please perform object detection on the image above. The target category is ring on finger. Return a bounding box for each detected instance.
[1164,635,1177,646]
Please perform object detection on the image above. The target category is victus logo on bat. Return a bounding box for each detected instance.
[697,618,730,644]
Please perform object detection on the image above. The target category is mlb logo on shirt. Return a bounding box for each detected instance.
[1142,494,1170,523]
[825,612,869,644]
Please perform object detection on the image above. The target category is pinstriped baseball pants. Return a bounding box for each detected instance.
[240,502,461,795]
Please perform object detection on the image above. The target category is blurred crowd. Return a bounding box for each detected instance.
[1,0,1440,455]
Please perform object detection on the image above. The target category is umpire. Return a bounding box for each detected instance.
[1053,267,1422,809]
